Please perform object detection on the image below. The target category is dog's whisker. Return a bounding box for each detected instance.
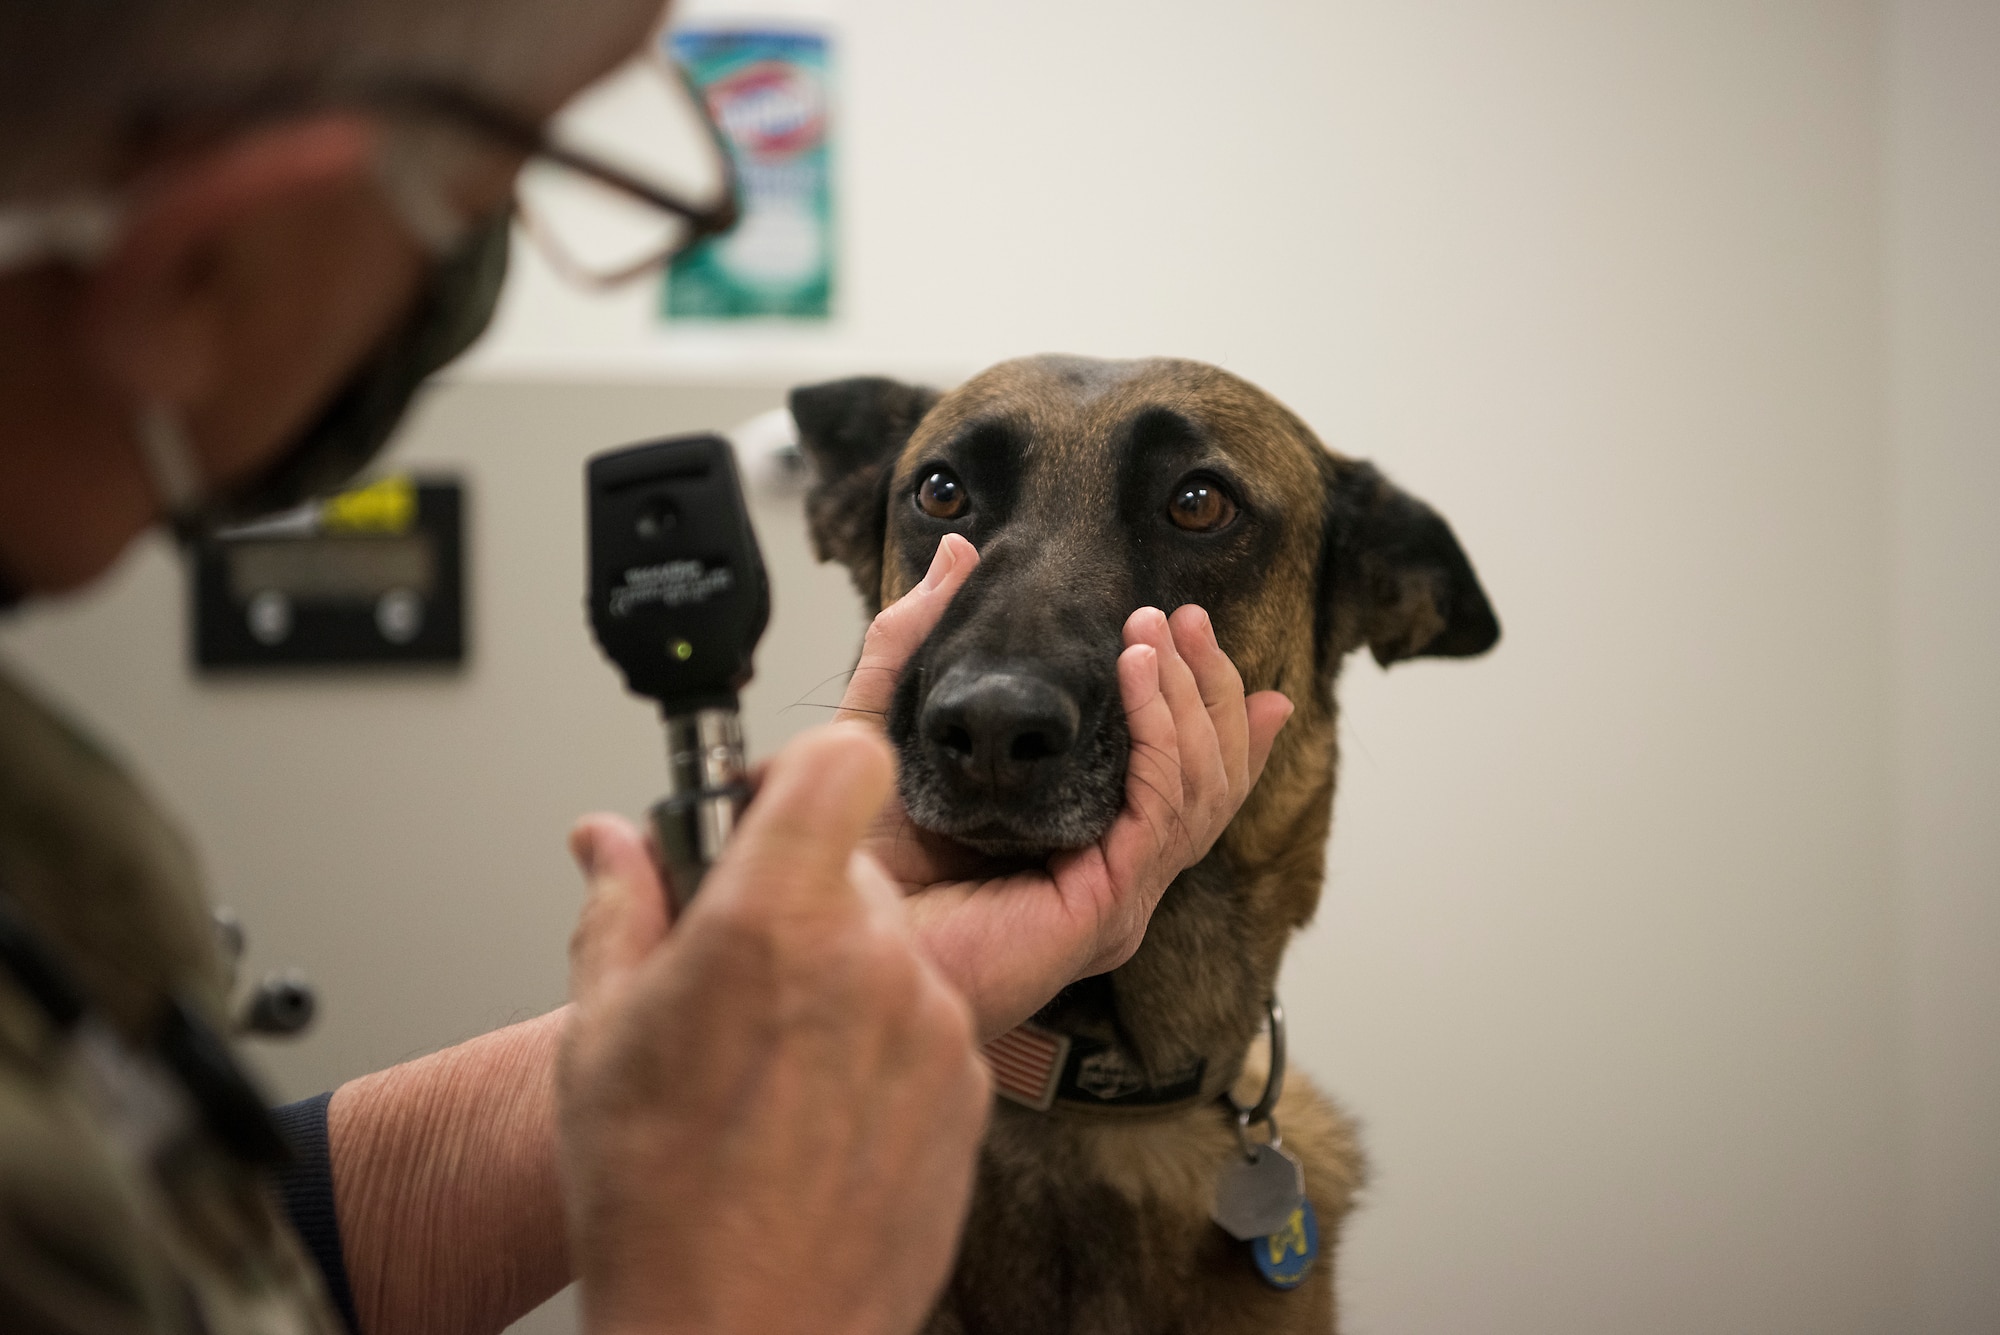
[782,669,877,718]
[807,667,862,694]
[780,701,890,718]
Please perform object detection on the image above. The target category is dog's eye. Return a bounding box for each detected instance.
[1168,477,1237,533]
[916,469,969,520]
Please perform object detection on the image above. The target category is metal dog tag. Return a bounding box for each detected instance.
[1211,1142,1306,1242]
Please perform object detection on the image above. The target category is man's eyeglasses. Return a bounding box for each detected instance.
[0,51,740,285]
[369,53,741,287]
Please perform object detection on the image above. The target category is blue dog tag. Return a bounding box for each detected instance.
[1251,1199,1319,1290]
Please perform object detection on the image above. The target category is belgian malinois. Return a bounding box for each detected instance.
[791,355,1499,1334]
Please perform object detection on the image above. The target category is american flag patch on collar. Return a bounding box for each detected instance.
[981,1021,1071,1111]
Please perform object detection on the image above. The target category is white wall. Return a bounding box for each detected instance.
[1887,3,2000,1331]
[8,2,1995,1333]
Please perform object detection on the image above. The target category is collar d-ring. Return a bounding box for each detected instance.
[1224,996,1286,1129]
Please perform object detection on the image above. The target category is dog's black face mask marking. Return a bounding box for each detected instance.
[794,356,1499,860]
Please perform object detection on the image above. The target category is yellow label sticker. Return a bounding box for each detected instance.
[1266,1208,1309,1265]
[321,475,416,534]
[1251,1200,1318,1290]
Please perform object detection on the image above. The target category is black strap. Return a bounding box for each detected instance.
[0,880,289,1168]
[0,884,86,1032]
[155,994,290,1167]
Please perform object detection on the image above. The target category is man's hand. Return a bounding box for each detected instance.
[837,535,1294,1039]
[559,727,990,1335]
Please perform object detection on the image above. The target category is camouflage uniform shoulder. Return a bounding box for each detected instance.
[0,666,343,1335]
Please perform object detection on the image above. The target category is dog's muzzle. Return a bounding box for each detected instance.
[895,652,1127,857]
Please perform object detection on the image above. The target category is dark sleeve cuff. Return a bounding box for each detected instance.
[272,1091,360,1334]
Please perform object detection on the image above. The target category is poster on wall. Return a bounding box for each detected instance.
[665,26,833,321]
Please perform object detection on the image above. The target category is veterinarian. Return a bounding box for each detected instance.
[0,1,1292,1333]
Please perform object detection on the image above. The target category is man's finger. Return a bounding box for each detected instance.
[568,813,670,1009]
[835,535,979,726]
[1106,641,1187,865]
[1046,642,1183,979]
[1243,691,1295,790]
[709,723,896,914]
[1168,603,1249,788]
[1125,606,1217,805]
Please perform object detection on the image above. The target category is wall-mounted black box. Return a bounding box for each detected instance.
[191,475,465,671]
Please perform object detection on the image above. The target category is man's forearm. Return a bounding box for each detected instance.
[328,1007,570,1335]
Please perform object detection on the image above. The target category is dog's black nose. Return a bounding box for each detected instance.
[921,670,1081,795]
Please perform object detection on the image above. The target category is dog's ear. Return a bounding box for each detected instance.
[1319,458,1500,668]
[790,376,940,613]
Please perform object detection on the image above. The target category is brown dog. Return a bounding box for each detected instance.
[791,355,1499,1334]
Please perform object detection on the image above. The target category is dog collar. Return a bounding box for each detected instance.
[983,1020,1210,1117]
[983,995,1288,1126]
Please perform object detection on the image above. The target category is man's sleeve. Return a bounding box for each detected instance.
[272,1092,361,1334]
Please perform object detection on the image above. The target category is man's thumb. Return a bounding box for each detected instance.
[567,813,670,1007]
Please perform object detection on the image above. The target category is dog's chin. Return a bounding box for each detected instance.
[940,825,1072,861]
[899,778,1121,862]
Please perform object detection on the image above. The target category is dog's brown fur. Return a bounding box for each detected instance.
[792,356,1498,1334]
